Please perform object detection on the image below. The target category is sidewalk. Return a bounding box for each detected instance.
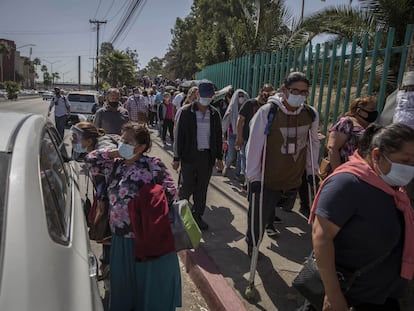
[149,128,312,311]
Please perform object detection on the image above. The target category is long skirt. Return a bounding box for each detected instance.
[109,235,182,311]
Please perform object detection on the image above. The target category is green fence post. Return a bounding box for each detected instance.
[397,24,414,86]
[306,43,313,80]
[274,51,281,88]
[310,44,320,108]
[377,28,395,112]
[293,47,299,71]
[317,42,330,114]
[332,38,348,126]
[299,46,306,72]
[355,33,369,98]
[280,49,287,86]
[344,36,358,112]
[286,48,293,76]
[269,52,276,87]
[322,40,338,135]
[367,30,382,96]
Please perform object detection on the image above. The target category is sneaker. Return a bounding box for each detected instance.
[273,216,283,224]
[265,225,280,237]
[193,213,209,230]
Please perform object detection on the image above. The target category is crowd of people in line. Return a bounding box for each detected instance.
[45,69,414,311]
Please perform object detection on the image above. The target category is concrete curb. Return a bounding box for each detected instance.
[179,247,248,311]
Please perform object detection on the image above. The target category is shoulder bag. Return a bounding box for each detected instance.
[292,249,393,310]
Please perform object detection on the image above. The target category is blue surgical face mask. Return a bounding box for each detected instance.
[73,143,87,154]
[199,97,212,106]
[118,142,137,160]
[378,154,414,186]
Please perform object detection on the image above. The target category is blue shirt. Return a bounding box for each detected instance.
[316,173,405,304]
[49,96,70,117]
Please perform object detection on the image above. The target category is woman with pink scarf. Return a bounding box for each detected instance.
[299,123,414,311]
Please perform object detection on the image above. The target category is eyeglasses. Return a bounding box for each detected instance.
[288,88,309,96]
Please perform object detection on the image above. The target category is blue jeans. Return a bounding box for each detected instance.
[239,141,247,176]
[225,133,241,175]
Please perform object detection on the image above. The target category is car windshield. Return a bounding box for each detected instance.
[0,152,10,260]
[68,94,95,103]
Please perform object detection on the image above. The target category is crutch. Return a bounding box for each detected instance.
[308,130,317,201]
[245,137,267,299]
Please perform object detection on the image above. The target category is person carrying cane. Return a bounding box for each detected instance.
[245,71,320,257]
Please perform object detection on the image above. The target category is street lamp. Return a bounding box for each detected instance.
[42,59,60,86]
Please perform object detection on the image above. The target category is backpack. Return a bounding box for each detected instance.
[128,160,175,260]
[264,102,316,135]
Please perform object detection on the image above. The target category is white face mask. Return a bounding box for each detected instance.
[199,97,212,106]
[286,92,306,108]
[118,142,137,160]
[238,97,245,105]
[378,154,414,186]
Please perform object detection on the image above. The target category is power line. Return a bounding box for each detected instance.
[109,0,144,45]
[115,0,147,47]
[93,0,103,20]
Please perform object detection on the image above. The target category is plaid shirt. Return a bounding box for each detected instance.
[124,95,147,122]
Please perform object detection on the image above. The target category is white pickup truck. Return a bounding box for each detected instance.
[67,91,99,126]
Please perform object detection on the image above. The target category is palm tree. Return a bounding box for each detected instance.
[299,0,414,89]
[99,50,136,87]
[0,41,11,83]
[52,72,60,85]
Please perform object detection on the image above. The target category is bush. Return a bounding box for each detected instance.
[5,81,19,100]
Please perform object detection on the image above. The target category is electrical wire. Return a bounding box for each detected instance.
[93,0,103,19]
[115,0,147,47]
[102,0,116,20]
[108,0,137,44]
[110,0,144,45]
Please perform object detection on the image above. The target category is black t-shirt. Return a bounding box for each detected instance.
[239,99,260,141]
[315,173,405,305]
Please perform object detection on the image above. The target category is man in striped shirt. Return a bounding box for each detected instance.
[172,81,224,230]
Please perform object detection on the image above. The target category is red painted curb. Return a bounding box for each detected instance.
[179,247,248,311]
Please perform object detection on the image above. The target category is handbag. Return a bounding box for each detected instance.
[293,250,393,310]
[169,199,202,251]
[88,196,112,244]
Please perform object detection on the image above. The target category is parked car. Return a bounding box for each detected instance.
[42,91,54,100]
[0,112,103,311]
[67,91,99,126]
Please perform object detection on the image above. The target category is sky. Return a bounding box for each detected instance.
[0,0,354,86]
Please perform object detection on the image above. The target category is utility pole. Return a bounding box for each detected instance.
[89,19,107,90]
[89,57,95,87]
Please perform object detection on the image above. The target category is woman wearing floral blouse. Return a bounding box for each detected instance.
[84,122,181,311]
[327,96,378,171]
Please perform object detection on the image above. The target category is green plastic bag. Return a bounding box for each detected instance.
[169,199,202,251]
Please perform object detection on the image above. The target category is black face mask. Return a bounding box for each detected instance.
[109,102,119,108]
[358,108,378,123]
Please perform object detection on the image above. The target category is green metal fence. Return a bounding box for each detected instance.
[195,25,413,147]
